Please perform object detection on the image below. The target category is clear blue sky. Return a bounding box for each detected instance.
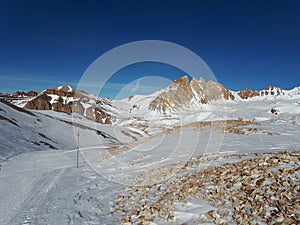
[0,0,299,97]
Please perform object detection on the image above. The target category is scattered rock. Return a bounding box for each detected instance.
[113,151,300,224]
[271,108,279,115]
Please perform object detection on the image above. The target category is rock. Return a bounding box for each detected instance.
[24,93,52,110]
[44,85,75,97]
[114,151,300,225]
[85,107,113,124]
[148,76,234,113]
[14,91,38,97]
[271,108,278,115]
[237,88,260,99]
[23,85,114,124]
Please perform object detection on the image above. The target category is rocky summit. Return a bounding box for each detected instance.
[238,86,285,99]
[149,76,234,113]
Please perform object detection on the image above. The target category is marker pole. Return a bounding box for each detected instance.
[76,132,80,168]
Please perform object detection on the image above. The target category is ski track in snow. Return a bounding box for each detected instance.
[0,151,122,225]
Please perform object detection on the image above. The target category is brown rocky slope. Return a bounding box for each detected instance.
[149,76,235,113]
[24,85,114,124]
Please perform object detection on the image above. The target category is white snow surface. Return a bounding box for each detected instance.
[0,88,299,224]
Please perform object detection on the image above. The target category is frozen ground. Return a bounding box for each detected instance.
[0,150,122,225]
[0,90,299,224]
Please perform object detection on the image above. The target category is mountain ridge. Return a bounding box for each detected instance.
[2,77,300,124]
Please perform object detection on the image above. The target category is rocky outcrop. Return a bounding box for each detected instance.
[25,93,52,110]
[271,108,279,115]
[149,76,195,112]
[148,76,234,113]
[203,80,235,101]
[0,91,38,102]
[261,86,284,96]
[23,85,114,124]
[15,91,38,97]
[44,85,75,97]
[238,88,260,99]
[85,107,114,124]
[238,86,285,99]
[148,93,172,113]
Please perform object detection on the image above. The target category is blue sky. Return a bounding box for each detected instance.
[0,0,299,98]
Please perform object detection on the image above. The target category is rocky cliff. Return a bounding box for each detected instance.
[238,86,285,99]
[148,76,235,113]
[24,85,114,124]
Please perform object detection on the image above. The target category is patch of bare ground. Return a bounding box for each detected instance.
[113,150,300,225]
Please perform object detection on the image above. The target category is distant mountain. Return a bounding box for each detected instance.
[238,86,285,99]
[14,85,115,124]
[148,75,235,113]
[0,90,38,102]
[2,77,300,125]
[1,77,299,159]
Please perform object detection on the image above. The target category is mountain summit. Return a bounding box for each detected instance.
[148,76,234,113]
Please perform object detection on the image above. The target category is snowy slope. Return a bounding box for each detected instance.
[0,78,299,225]
[0,100,137,161]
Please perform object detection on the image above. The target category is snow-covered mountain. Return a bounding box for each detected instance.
[10,85,115,124]
[1,76,298,159]
[148,75,235,113]
[1,76,300,225]
[4,76,300,128]
[0,98,144,160]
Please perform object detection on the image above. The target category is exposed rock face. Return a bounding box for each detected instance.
[149,76,194,112]
[85,107,113,124]
[24,85,114,124]
[0,90,39,102]
[45,86,75,97]
[148,93,172,113]
[149,76,234,113]
[25,93,52,110]
[15,91,38,97]
[238,88,260,99]
[271,108,278,115]
[204,80,235,101]
[261,86,284,96]
[238,86,285,99]
[52,102,72,113]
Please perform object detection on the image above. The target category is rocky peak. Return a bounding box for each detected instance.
[261,86,284,96]
[148,76,234,113]
[238,88,260,99]
[238,86,286,99]
[14,91,38,97]
[172,75,189,85]
[44,85,75,97]
[149,75,195,113]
